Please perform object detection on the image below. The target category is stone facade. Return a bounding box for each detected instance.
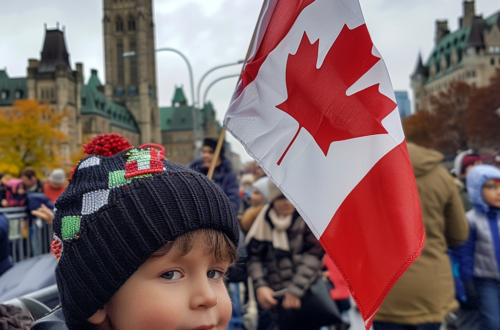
[411,1,500,111]
[102,0,160,144]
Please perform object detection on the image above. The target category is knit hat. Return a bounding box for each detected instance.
[49,168,66,184]
[51,134,239,329]
[252,177,270,204]
[203,138,225,158]
[268,180,284,203]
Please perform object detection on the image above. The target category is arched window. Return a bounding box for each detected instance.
[128,15,136,31]
[116,16,124,32]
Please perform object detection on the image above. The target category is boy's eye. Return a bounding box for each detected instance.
[207,270,224,280]
[161,270,182,280]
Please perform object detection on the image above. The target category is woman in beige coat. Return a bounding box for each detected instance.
[373,143,469,330]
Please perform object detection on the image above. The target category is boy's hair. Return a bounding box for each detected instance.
[152,228,238,265]
[51,135,239,329]
[0,304,33,330]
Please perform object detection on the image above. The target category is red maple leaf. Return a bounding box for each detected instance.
[276,24,397,165]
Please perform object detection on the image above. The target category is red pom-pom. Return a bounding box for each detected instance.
[83,134,132,157]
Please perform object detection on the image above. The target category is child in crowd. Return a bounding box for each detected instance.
[32,134,239,330]
[460,165,500,329]
[240,177,269,233]
[245,180,328,329]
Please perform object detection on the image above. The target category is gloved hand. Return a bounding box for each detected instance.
[462,280,480,310]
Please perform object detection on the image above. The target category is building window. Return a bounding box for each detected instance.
[116,42,125,84]
[15,90,23,99]
[0,90,8,100]
[116,17,124,32]
[488,46,500,54]
[492,58,495,66]
[115,87,124,96]
[128,16,136,31]
[471,70,476,77]
[128,86,138,95]
[82,97,86,105]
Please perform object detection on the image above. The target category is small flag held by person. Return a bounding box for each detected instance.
[224,0,425,327]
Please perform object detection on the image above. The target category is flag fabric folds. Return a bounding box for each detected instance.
[224,0,425,328]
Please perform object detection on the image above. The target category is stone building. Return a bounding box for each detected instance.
[411,1,500,111]
[102,0,160,144]
[160,86,221,166]
[0,27,140,166]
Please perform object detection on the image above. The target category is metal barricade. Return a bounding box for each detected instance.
[2,206,53,263]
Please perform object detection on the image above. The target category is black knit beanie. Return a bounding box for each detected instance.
[203,138,225,159]
[51,135,239,329]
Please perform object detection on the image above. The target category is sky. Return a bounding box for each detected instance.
[1,0,499,163]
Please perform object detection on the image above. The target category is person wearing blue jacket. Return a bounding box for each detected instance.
[460,165,500,329]
[189,138,241,214]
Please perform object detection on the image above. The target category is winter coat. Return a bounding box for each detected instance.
[374,143,469,324]
[460,165,500,281]
[0,213,12,276]
[245,204,325,299]
[189,158,240,214]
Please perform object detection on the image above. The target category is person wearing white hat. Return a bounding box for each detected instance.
[44,168,67,203]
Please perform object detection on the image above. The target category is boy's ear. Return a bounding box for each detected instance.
[87,309,107,325]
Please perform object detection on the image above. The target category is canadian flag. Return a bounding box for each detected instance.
[225,0,425,328]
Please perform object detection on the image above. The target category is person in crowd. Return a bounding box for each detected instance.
[190,138,240,214]
[253,164,266,181]
[32,134,239,330]
[240,177,269,233]
[0,214,13,276]
[373,142,469,330]
[239,173,254,208]
[43,168,67,203]
[0,176,25,208]
[459,165,500,329]
[246,180,326,329]
[19,167,43,194]
[453,150,482,212]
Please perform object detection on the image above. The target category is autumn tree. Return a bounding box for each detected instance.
[402,110,435,148]
[0,99,67,176]
[429,82,472,155]
[466,68,500,149]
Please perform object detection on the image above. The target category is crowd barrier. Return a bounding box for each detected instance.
[2,206,52,263]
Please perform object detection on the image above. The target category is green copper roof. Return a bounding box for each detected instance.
[160,104,199,131]
[0,71,27,106]
[81,70,139,133]
[172,86,187,105]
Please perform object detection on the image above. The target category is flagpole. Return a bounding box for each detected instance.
[207,0,268,180]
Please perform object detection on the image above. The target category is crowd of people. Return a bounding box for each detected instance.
[1,136,500,330]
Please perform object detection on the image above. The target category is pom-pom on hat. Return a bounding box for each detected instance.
[52,134,239,329]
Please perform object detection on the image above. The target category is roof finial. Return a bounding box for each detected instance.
[56,21,60,29]
[44,23,47,30]
[62,25,65,32]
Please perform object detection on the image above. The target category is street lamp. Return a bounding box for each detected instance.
[196,60,244,108]
[202,73,241,107]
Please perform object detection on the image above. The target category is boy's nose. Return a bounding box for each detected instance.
[189,278,218,309]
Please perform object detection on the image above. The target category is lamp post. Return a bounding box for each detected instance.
[196,60,243,108]
[202,73,241,107]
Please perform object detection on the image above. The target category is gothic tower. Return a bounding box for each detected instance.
[102,0,160,144]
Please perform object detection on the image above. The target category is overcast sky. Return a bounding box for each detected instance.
[1,0,499,163]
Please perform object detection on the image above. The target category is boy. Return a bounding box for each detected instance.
[461,165,500,329]
[32,134,239,330]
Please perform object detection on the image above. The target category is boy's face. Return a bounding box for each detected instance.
[483,179,500,209]
[90,243,232,330]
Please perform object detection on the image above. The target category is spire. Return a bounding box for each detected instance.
[412,53,428,79]
[172,86,187,106]
[38,27,71,73]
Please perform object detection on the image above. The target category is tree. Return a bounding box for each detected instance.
[402,110,435,148]
[466,69,500,149]
[0,99,67,176]
[429,82,472,155]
